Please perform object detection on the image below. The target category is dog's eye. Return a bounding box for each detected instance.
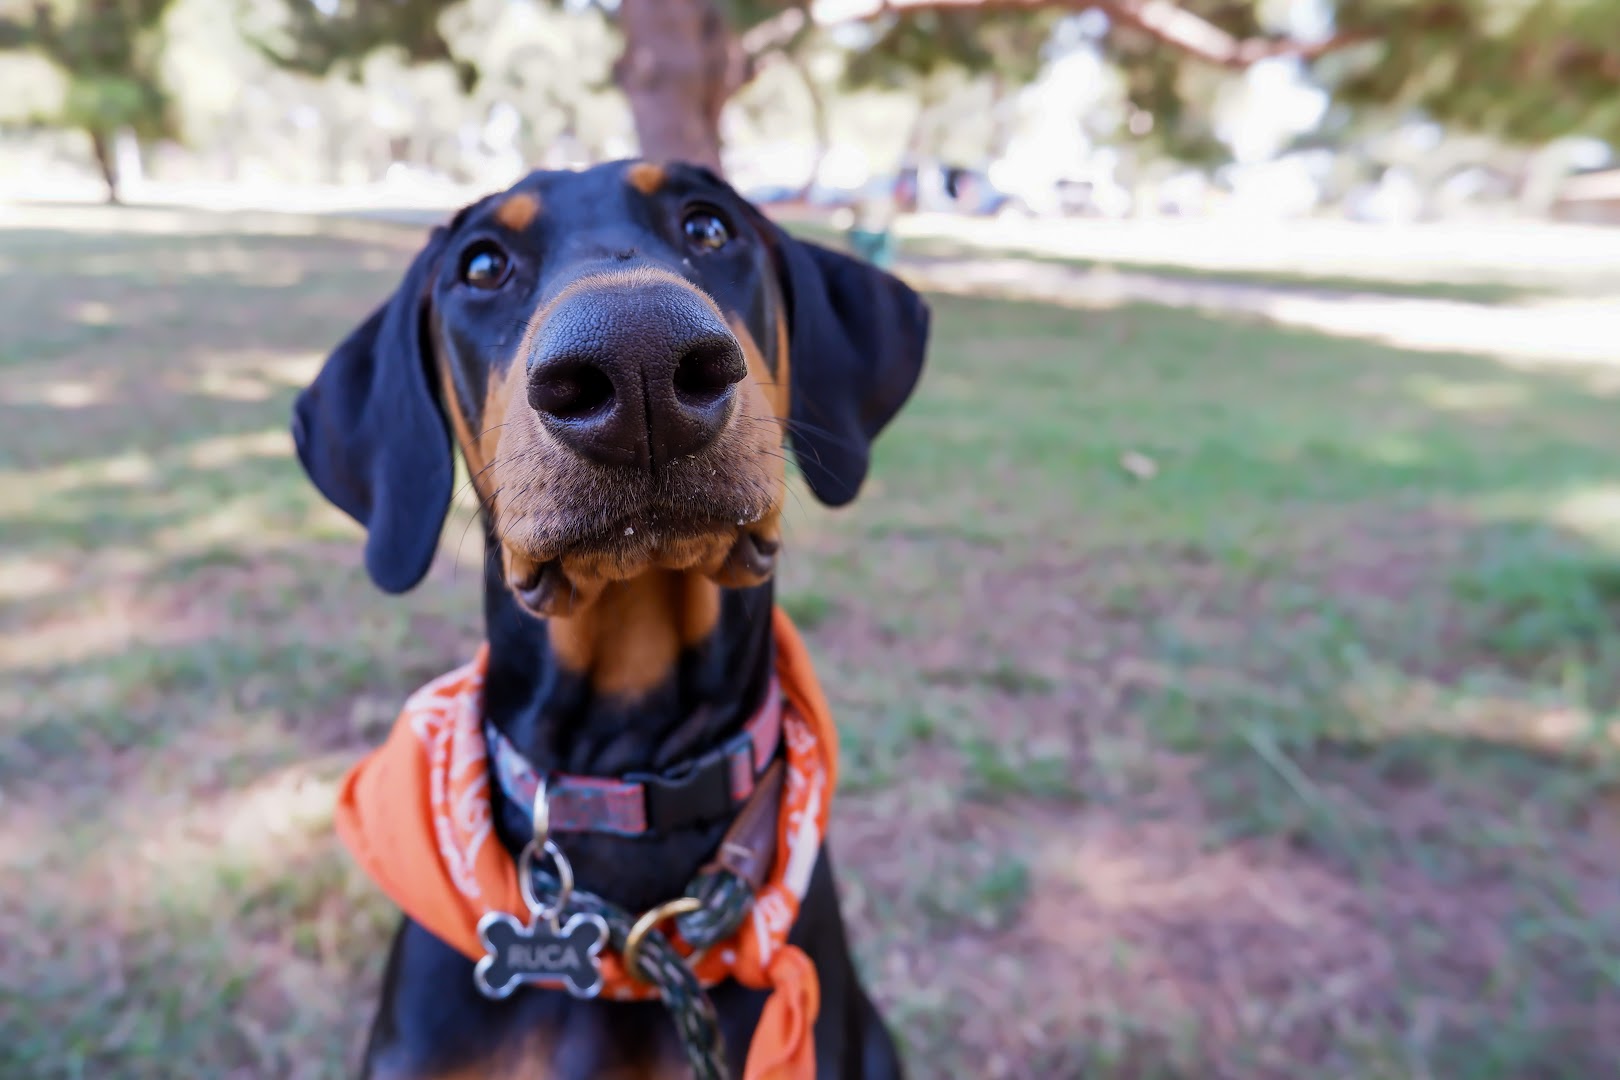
[682,209,731,252]
[460,242,510,289]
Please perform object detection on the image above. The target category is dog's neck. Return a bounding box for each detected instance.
[477,537,776,911]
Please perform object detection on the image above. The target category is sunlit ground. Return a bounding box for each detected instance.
[892,211,1620,297]
[5,202,1620,1078]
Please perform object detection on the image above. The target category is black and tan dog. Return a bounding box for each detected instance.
[291,160,929,1077]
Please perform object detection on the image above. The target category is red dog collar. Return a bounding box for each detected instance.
[485,678,783,837]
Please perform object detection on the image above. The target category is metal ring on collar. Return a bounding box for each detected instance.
[623,896,704,984]
[517,838,572,924]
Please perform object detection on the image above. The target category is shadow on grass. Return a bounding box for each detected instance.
[1,213,423,468]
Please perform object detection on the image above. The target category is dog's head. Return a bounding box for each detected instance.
[292,160,929,615]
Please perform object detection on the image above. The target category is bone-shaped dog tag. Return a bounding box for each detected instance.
[474,909,609,1000]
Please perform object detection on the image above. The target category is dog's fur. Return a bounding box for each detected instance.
[293,160,929,1078]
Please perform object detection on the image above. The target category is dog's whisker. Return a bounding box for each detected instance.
[450,453,511,507]
[453,484,504,576]
[778,416,864,452]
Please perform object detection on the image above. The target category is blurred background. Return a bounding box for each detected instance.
[5,1,1620,1077]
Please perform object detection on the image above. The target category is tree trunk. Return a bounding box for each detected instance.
[988,72,1018,162]
[89,129,121,204]
[615,0,746,172]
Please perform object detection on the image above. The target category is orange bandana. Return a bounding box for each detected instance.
[335,607,836,1080]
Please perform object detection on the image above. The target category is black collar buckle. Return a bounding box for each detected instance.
[625,730,754,834]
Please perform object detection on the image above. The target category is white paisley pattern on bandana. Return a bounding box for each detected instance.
[405,658,492,901]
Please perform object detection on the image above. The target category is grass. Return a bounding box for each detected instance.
[5,201,1620,1078]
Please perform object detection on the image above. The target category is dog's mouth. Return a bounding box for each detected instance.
[506,526,778,617]
[499,489,783,617]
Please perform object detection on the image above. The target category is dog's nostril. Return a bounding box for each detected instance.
[529,363,615,421]
[672,339,747,409]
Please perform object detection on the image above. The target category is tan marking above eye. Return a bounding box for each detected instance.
[625,162,666,196]
[494,192,540,231]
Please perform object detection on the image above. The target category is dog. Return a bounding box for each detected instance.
[291,159,929,1078]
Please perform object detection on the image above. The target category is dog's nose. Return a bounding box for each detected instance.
[526,275,748,471]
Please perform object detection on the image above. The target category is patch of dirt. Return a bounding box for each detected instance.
[839,756,1620,1077]
[1276,504,1472,606]
[837,790,1392,1077]
[804,538,1164,705]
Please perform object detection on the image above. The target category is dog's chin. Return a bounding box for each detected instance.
[502,523,779,619]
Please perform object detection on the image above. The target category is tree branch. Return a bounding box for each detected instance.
[1099,0,1371,67]
[810,0,1372,69]
[740,6,807,60]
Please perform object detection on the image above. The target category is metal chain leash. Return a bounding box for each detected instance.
[525,859,756,1080]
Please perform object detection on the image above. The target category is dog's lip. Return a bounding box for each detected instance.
[504,520,778,615]
[538,501,766,553]
[576,515,737,551]
[720,529,778,579]
[511,558,566,611]
[500,510,761,587]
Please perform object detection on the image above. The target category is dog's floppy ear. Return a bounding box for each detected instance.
[291,226,453,594]
[771,231,930,506]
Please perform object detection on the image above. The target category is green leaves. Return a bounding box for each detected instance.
[248,0,468,82]
[841,7,1059,91]
[61,73,170,137]
[0,0,179,171]
[1331,0,1620,144]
